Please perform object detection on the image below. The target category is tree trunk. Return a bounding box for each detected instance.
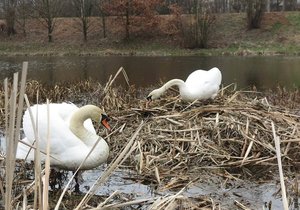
[195,0,200,47]
[266,0,270,12]
[47,18,53,42]
[125,0,130,40]
[48,28,53,42]
[83,20,88,42]
[247,0,266,29]
[5,7,17,36]
[102,15,106,38]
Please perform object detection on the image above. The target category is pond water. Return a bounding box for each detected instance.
[79,167,284,209]
[0,56,300,90]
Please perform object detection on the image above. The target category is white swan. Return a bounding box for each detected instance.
[16,103,111,171]
[146,67,222,102]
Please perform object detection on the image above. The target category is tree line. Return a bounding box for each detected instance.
[0,0,298,48]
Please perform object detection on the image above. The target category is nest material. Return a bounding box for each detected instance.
[107,87,300,187]
[1,81,300,181]
[1,79,300,208]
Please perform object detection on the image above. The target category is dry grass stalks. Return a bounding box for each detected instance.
[2,63,53,210]
[272,121,289,210]
[4,62,27,210]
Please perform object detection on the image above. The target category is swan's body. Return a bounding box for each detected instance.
[147,67,222,102]
[16,103,110,171]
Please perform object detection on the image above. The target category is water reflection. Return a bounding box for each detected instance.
[82,166,153,198]
[0,56,300,90]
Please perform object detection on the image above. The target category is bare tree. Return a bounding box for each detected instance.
[266,0,270,12]
[16,0,32,35]
[196,0,215,48]
[32,0,62,42]
[105,0,163,40]
[182,0,215,48]
[3,0,17,35]
[99,0,110,38]
[73,0,97,42]
[124,0,130,39]
[282,0,285,10]
[246,0,266,29]
[283,0,298,11]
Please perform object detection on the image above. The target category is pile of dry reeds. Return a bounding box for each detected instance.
[1,66,300,209]
[104,85,300,186]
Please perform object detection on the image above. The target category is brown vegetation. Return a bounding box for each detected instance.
[1,67,300,208]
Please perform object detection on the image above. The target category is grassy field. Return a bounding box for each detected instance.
[0,12,299,56]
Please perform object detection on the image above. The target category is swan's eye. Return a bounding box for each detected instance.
[101,114,110,122]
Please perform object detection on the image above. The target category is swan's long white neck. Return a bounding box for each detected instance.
[160,79,185,93]
[69,106,97,145]
[148,79,186,100]
[65,105,109,170]
[157,79,185,95]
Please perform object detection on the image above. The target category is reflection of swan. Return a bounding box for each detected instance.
[147,67,222,102]
[17,103,111,171]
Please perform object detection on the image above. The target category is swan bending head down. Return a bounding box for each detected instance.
[147,79,184,101]
[146,67,222,103]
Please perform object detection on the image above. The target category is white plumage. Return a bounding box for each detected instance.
[16,103,110,171]
[147,67,222,102]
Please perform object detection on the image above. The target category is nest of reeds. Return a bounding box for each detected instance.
[3,79,300,184]
[1,66,300,209]
[105,85,300,186]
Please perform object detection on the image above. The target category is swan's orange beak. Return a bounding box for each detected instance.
[146,96,152,108]
[101,118,111,131]
[101,114,111,131]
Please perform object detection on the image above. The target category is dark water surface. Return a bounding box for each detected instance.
[1,56,300,90]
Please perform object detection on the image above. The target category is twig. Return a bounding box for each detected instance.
[234,200,250,210]
[272,121,289,210]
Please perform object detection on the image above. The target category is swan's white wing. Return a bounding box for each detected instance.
[17,103,95,160]
[185,68,221,86]
[184,68,222,100]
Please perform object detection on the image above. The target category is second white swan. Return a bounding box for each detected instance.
[147,67,222,102]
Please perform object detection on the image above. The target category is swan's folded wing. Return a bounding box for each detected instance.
[186,69,221,86]
[22,103,87,156]
[184,69,222,100]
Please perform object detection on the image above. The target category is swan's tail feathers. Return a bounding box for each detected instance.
[16,138,35,161]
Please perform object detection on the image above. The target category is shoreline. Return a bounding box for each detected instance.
[0,44,299,57]
[1,38,300,58]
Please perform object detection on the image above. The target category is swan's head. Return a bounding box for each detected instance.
[146,88,163,101]
[87,105,111,131]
